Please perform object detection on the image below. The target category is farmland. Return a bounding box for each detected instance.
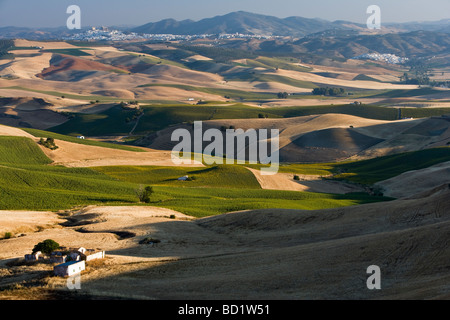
[0,135,392,216]
[0,30,449,300]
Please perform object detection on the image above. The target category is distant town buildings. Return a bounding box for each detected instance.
[352,53,409,65]
[63,28,278,42]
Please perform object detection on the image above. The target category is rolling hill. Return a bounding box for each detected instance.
[138,114,450,163]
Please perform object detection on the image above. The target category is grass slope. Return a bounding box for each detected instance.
[42,48,93,57]
[93,165,261,189]
[47,102,450,137]
[148,186,390,217]
[334,147,450,184]
[0,136,138,210]
[0,164,137,210]
[49,105,139,136]
[22,128,145,152]
[137,83,278,100]
[0,136,52,165]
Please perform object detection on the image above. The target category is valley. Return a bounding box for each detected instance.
[0,11,449,300]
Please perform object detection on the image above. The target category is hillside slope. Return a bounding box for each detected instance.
[26,184,448,300]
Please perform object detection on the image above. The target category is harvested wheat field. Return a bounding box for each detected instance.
[376,161,450,198]
[276,69,419,90]
[0,124,34,138]
[37,54,129,80]
[38,139,204,168]
[246,167,364,194]
[0,52,52,79]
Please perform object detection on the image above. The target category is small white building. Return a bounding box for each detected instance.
[54,260,86,277]
[178,175,189,181]
[56,247,105,262]
[84,249,105,261]
[77,136,85,139]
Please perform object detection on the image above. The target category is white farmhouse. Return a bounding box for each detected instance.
[54,260,86,277]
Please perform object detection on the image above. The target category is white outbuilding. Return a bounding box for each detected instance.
[54,260,86,277]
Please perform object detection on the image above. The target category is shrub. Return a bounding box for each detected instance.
[3,232,12,239]
[169,215,176,219]
[293,175,300,181]
[277,92,289,99]
[136,185,154,203]
[139,237,161,245]
[39,137,58,150]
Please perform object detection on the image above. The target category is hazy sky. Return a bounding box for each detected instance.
[0,0,449,28]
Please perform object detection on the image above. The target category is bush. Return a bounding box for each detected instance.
[139,237,161,245]
[169,215,176,219]
[39,137,58,150]
[32,239,60,255]
[136,185,154,203]
[277,92,289,99]
[293,175,300,181]
[3,232,12,239]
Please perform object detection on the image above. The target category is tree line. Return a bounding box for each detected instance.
[312,87,346,96]
[0,40,14,58]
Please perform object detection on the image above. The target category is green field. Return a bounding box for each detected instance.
[2,135,446,216]
[50,104,283,136]
[22,128,145,152]
[245,56,313,73]
[146,186,391,217]
[93,165,261,189]
[368,87,443,98]
[225,73,318,89]
[46,101,450,137]
[42,48,93,57]
[0,137,138,210]
[137,83,278,100]
[1,86,120,102]
[93,164,392,217]
[249,146,450,186]
[0,136,392,216]
[0,136,52,165]
[0,164,138,211]
[247,163,338,176]
[49,105,140,136]
[334,147,450,184]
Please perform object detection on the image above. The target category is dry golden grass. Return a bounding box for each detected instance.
[1,185,449,300]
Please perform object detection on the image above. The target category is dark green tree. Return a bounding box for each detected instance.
[32,239,60,255]
[136,185,154,203]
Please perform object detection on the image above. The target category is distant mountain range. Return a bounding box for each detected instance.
[132,11,450,37]
[132,11,356,37]
[1,11,450,40]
